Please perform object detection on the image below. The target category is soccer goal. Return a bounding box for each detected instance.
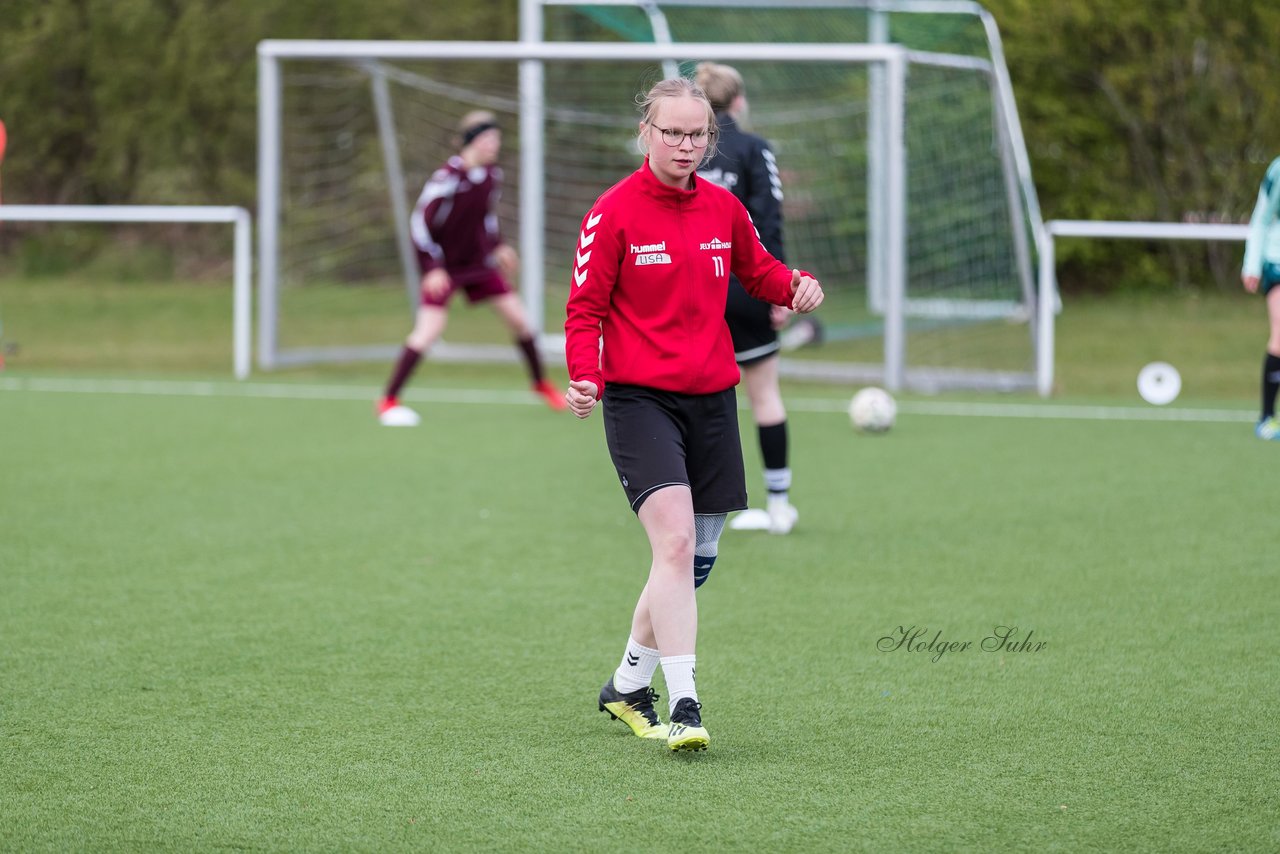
[0,205,252,379]
[1037,220,1251,397]
[258,1,1047,392]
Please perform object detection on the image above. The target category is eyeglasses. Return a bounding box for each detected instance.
[652,125,714,148]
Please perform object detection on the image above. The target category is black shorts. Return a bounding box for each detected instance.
[602,383,748,515]
[1262,262,1280,296]
[725,276,779,366]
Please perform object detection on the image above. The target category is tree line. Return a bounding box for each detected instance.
[1,0,1277,291]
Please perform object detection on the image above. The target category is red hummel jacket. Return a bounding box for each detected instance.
[565,160,800,397]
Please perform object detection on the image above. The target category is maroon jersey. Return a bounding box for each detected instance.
[410,156,503,282]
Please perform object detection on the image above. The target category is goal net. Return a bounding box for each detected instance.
[259,3,1044,391]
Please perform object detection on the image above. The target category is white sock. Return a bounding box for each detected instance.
[661,654,698,713]
[764,466,791,498]
[613,636,660,694]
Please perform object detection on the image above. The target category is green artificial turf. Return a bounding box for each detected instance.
[1,375,1277,851]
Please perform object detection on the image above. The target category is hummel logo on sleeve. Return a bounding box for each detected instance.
[762,148,783,201]
[573,211,603,287]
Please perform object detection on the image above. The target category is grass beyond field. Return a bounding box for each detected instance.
[0,273,1268,400]
[1,371,1276,851]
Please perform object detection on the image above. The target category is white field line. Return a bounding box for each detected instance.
[785,397,1252,423]
[0,376,1254,423]
[0,376,532,406]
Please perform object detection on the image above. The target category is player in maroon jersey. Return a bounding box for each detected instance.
[378,110,566,425]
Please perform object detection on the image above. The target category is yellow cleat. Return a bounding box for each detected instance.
[598,678,666,739]
[666,698,710,752]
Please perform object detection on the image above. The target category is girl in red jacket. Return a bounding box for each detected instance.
[564,78,824,752]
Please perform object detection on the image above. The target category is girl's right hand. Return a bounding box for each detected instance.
[566,380,599,419]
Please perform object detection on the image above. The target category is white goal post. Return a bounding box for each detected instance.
[0,204,253,379]
[258,25,1045,392]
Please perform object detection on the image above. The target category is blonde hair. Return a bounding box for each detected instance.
[635,77,718,160]
[694,62,744,114]
[454,110,499,150]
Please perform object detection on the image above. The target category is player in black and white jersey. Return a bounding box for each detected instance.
[695,62,802,534]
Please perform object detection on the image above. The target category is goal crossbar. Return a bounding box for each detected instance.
[258,39,909,62]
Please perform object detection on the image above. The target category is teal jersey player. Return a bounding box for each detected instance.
[1243,156,1280,293]
[1243,156,1280,440]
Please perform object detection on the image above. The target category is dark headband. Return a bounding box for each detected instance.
[461,121,499,147]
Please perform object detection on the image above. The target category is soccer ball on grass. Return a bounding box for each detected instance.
[848,387,896,433]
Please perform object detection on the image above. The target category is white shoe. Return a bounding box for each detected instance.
[729,508,772,531]
[379,404,421,427]
[767,496,798,535]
